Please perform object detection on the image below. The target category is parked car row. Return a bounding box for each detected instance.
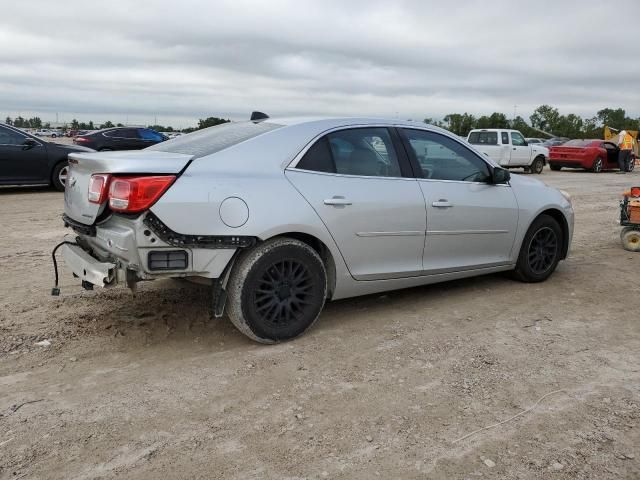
[0,123,94,190]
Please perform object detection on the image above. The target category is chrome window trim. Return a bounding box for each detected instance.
[285,167,417,182]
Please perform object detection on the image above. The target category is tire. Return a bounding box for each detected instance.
[51,161,69,191]
[627,157,635,172]
[226,238,327,343]
[513,214,563,282]
[531,156,545,174]
[591,156,603,173]
[550,164,561,171]
[621,228,640,252]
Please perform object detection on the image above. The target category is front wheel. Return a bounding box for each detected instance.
[591,156,603,173]
[513,214,563,282]
[51,161,69,191]
[621,227,640,252]
[226,238,327,343]
[531,156,545,174]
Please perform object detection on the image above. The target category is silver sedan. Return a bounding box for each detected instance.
[60,116,574,343]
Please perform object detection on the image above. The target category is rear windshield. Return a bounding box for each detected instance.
[562,139,598,147]
[468,131,498,145]
[147,121,282,158]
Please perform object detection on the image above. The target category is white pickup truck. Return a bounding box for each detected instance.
[467,129,549,174]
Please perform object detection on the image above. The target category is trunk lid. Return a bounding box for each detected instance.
[64,150,193,225]
[549,146,587,160]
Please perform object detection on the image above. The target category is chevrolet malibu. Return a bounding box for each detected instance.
[58,116,574,343]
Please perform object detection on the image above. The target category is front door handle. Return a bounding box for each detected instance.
[324,196,352,206]
[432,199,453,208]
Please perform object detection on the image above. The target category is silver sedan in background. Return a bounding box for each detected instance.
[60,116,574,343]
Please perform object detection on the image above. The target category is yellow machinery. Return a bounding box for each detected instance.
[604,126,639,159]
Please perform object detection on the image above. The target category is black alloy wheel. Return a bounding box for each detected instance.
[226,238,327,343]
[513,214,563,282]
[527,227,558,275]
[253,259,315,329]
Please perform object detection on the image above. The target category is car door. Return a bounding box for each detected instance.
[510,131,530,165]
[286,127,426,280]
[0,126,49,183]
[399,128,519,273]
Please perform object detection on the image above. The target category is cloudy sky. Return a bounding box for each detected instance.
[1,0,638,127]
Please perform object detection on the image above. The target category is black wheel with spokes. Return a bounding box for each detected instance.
[226,238,327,343]
[591,156,603,173]
[513,214,563,282]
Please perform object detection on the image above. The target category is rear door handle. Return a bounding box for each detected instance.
[432,199,452,208]
[324,196,352,206]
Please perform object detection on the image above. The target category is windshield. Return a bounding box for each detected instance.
[147,121,282,158]
[467,131,498,145]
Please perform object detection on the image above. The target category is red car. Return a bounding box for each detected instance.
[549,139,634,173]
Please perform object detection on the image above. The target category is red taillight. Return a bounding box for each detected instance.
[88,174,111,204]
[75,137,89,143]
[108,176,176,213]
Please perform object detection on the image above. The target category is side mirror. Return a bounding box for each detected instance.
[22,138,37,149]
[492,167,510,184]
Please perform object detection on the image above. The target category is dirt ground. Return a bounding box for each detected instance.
[1,168,639,479]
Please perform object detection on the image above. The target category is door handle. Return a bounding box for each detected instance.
[432,199,453,208]
[324,196,352,206]
[513,147,517,150]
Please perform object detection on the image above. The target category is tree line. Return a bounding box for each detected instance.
[4,116,230,133]
[429,106,640,139]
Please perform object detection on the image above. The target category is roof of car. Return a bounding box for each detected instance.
[263,116,439,129]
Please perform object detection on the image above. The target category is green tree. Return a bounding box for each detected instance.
[5,116,12,125]
[100,121,115,129]
[442,113,476,136]
[596,108,626,129]
[71,119,80,130]
[197,117,230,130]
[530,105,560,133]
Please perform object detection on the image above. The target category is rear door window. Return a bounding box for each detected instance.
[501,132,509,144]
[468,131,498,145]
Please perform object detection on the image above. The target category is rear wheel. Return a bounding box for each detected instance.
[51,161,69,191]
[550,164,561,171]
[591,156,603,173]
[226,238,327,343]
[513,214,563,282]
[627,156,636,172]
[621,228,640,252]
[531,156,545,174]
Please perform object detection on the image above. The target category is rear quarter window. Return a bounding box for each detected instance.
[147,121,282,158]
[468,131,498,145]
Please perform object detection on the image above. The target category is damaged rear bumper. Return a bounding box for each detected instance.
[62,236,117,287]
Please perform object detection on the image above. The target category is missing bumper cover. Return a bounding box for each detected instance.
[144,212,257,249]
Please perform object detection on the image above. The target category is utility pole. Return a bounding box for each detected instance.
[513,105,517,120]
